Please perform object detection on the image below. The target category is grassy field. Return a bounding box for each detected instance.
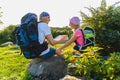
[0,44,73,80]
[0,45,31,80]
[1,44,120,80]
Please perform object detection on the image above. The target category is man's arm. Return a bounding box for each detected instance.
[46,34,67,46]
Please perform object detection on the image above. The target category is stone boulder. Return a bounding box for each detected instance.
[60,75,81,80]
[27,56,67,80]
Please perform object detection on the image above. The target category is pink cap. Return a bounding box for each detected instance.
[70,17,80,25]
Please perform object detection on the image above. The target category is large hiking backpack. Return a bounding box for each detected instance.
[74,26,95,51]
[15,13,48,59]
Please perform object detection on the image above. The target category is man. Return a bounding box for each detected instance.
[38,11,66,59]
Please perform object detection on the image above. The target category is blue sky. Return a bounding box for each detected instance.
[0,0,120,30]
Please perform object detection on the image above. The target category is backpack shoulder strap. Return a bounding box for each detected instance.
[79,29,85,46]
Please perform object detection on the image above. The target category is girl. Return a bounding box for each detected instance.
[57,16,84,55]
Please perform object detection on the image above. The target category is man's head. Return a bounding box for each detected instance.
[39,12,50,24]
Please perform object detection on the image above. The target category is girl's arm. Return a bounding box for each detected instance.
[59,34,77,50]
[45,34,67,46]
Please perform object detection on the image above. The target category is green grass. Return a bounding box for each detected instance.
[0,45,31,80]
[0,44,73,80]
[1,44,120,80]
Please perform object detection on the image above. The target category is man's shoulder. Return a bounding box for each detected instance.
[38,22,48,27]
[38,22,47,25]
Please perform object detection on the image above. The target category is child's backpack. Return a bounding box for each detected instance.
[74,26,95,51]
[83,26,95,47]
[15,13,48,59]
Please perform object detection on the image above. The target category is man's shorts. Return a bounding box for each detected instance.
[40,48,56,59]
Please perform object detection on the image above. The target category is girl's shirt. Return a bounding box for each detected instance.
[74,29,84,46]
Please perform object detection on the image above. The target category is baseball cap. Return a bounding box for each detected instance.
[70,17,80,25]
[40,12,50,18]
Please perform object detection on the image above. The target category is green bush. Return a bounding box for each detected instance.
[64,47,120,80]
[51,27,72,38]
[0,25,17,44]
[80,0,120,54]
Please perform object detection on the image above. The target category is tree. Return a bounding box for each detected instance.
[80,0,120,55]
[0,25,17,44]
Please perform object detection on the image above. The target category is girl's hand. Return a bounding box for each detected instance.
[56,48,64,58]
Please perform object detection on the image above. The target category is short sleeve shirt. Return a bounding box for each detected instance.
[38,22,51,44]
[74,29,84,46]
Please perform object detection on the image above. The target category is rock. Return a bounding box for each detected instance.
[60,75,81,80]
[27,56,67,80]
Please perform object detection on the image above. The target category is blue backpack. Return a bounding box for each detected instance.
[15,13,48,59]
